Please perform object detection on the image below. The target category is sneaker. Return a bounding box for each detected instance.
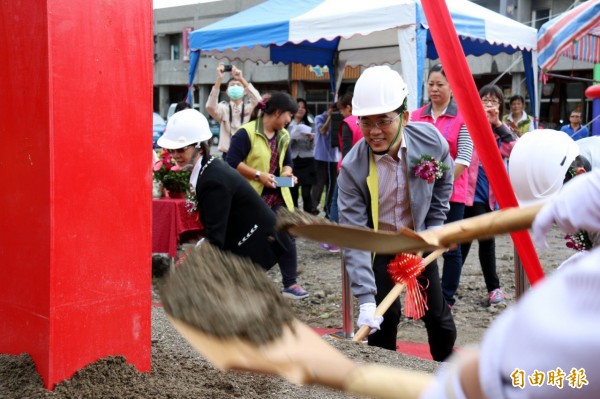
[282,284,309,300]
[319,243,340,253]
[488,288,506,305]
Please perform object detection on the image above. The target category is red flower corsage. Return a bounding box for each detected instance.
[412,154,449,184]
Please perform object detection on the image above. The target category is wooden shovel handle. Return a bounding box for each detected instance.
[343,363,432,399]
[171,316,432,399]
[352,249,445,342]
[419,204,543,247]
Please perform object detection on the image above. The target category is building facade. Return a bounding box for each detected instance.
[153,0,595,128]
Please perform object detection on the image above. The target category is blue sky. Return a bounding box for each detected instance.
[153,0,223,10]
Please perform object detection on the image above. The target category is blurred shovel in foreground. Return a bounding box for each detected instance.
[276,204,543,254]
[160,243,432,399]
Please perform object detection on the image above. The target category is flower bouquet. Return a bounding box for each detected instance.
[153,150,192,197]
[564,231,592,252]
[411,154,449,184]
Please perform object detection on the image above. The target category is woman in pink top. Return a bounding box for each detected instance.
[337,92,363,168]
[411,64,473,307]
[461,84,517,307]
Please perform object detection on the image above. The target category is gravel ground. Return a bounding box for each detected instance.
[0,226,575,398]
[278,227,573,348]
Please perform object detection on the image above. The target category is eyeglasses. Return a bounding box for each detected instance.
[357,114,401,130]
[481,98,500,106]
[570,115,581,118]
[167,146,191,154]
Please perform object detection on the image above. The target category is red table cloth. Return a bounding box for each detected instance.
[152,198,203,257]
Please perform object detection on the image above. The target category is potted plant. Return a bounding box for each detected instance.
[153,150,191,198]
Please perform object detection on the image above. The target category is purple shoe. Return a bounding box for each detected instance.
[319,243,340,253]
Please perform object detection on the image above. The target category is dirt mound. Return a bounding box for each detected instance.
[0,228,573,397]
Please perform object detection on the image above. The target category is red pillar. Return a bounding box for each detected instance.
[0,0,152,389]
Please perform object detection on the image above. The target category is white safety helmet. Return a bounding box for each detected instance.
[157,109,212,149]
[509,129,579,206]
[352,66,409,117]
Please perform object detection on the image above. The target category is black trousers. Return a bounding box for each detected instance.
[290,184,314,213]
[367,254,457,361]
[311,160,338,218]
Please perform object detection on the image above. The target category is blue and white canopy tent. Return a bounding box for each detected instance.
[188,0,538,113]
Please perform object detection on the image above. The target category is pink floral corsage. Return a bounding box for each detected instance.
[412,154,449,184]
[564,231,592,252]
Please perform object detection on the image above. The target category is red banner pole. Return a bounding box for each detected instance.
[420,0,544,284]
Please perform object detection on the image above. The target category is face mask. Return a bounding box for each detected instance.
[227,86,244,100]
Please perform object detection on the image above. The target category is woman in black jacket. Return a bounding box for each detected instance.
[157,109,293,273]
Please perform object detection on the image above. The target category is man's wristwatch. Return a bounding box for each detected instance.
[254,170,262,181]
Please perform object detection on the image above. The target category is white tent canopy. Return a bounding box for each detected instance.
[188,0,538,111]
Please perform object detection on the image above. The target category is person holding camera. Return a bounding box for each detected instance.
[206,63,261,158]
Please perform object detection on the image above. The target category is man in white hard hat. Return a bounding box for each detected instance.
[337,65,456,360]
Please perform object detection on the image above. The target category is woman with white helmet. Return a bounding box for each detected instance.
[157,109,294,271]
[337,65,457,360]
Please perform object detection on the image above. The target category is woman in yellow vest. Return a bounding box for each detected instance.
[226,91,308,299]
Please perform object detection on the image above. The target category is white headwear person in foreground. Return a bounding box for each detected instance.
[509,129,598,256]
[421,169,600,398]
[508,129,579,207]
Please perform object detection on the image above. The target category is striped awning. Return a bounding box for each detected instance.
[538,0,600,71]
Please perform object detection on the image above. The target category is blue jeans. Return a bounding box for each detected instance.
[312,160,338,218]
[441,202,465,305]
[328,182,339,223]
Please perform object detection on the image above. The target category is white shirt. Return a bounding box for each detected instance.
[189,155,203,190]
[374,140,413,231]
